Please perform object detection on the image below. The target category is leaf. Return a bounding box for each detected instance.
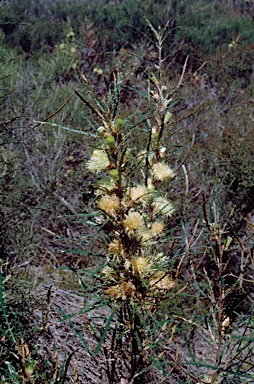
[34,120,97,137]
[95,309,116,356]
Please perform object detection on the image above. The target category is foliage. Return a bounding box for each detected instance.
[0,261,39,383]
[1,0,254,67]
[0,0,82,53]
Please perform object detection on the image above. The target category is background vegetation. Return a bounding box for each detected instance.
[0,0,254,382]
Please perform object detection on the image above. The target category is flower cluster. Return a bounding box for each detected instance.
[85,113,177,301]
[56,27,79,69]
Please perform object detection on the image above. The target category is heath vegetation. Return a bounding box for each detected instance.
[0,0,253,383]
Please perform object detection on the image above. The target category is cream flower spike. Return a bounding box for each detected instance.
[101,266,117,282]
[152,162,175,181]
[152,196,175,217]
[151,221,165,234]
[108,239,125,258]
[130,185,148,204]
[123,211,142,233]
[131,256,150,277]
[97,194,120,215]
[87,149,110,173]
[150,271,175,290]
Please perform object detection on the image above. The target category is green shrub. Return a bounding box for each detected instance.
[0,0,84,53]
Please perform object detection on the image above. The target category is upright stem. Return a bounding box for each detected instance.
[211,210,224,384]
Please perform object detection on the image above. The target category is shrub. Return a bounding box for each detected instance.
[54,20,253,383]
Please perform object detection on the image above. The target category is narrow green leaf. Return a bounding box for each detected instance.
[95,310,116,356]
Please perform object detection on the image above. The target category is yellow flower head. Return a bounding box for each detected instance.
[137,230,153,243]
[151,221,165,234]
[97,194,120,215]
[130,185,148,203]
[106,281,136,300]
[147,178,155,194]
[150,271,175,290]
[152,196,175,217]
[131,256,150,276]
[101,266,117,282]
[87,149,110,173]
[123,211,142,233]
[108,239,124,257]
[152,162,175,181]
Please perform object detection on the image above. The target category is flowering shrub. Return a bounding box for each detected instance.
[88,111,177,300]
[75,21,192,383]
[73,20,254,384]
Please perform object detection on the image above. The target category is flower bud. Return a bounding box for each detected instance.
[159,146,166,157]
[67,30,75,38]
[224,236,233,251]
[97,126,105,134]
[114,118,123,130]
[25,360,37,375]
[153,132,159,141]
[125,148,131,157]
[106,135,116,148]
[109,169,119,180]
[150,76,157,85]
[164,111,172,124]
